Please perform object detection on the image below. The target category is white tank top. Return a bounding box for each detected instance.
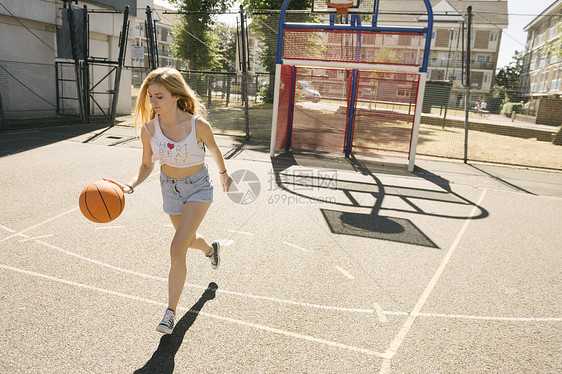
[145,114,205,167]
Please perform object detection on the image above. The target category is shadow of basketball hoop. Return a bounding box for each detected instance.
[271,152,488,249]
[321,209,438,248]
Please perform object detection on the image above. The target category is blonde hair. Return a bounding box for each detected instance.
[134,67,207,132]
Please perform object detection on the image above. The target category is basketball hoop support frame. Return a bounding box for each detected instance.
[271,0,434,172]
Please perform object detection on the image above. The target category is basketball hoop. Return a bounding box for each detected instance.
[325,0,354,14]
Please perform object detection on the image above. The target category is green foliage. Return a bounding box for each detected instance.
[500,102,524,117]
[494,51,524,104]
[258,83,274,102]
[242,0,313,102]
[169,0,233,70]
[495,51,523,91]
[212,22,238,71]
[544,22,562,59]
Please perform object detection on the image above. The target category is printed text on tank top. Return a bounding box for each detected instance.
[146,114,206,167]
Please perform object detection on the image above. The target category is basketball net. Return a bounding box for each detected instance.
[325,0,354,14]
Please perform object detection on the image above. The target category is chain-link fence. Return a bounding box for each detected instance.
[0,60,72,126]
[2,3,561,170]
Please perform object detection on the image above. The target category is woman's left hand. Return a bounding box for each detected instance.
[220,172,233,193]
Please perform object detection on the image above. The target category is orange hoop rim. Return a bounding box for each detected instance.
[325,1,354,14]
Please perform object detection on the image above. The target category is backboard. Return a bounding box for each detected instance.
[311,0,377,14]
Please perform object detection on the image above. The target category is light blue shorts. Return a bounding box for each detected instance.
[160,165,214,215]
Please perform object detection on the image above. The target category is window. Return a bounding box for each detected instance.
[489,32,498,42]
[539,71,548,91]
[476,55,486,62]
[549,19,560,39]
[551,70,559,90]
[538,25,546,44]
[483,73,491,83]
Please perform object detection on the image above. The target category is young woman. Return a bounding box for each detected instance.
[109,67,232,334]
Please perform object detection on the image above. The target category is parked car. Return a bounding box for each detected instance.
[297,81,321,102]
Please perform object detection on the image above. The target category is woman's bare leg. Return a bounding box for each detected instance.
[167,201,210,312]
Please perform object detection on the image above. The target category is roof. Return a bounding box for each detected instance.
[524,0,562,31]
[377,0,508,27]
[152,4,180,27]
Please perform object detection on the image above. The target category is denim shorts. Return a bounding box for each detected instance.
[160,164,214,215]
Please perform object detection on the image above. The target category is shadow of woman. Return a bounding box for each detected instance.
[134,282,218,374]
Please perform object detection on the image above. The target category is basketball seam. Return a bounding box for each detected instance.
[83,188,103,223]
[110,184,123,213]
[94,183,113,220]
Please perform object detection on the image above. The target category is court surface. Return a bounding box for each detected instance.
[1,124,561,373]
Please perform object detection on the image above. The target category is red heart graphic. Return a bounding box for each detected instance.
[167,143,174,150]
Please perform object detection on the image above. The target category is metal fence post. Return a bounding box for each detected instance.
[240,5,250,140]
[464,6,472,164]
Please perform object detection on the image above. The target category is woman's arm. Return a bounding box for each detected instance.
[127,126,155,190]
[197,118,233,192]
[105,126,154,194]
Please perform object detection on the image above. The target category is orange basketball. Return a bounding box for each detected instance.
[79,180,125,223]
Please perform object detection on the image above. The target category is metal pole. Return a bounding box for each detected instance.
[55,63,60,115]
[146,6,157,70]
[110,6,129,125]
[240,5,250,140]
[0,90,5,129]
[83,5,90,122]
[464,6,472,164]
[66,6,85,122]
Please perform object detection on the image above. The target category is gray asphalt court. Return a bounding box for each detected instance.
[1,123,561,373]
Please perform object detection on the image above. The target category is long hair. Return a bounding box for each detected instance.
[134,67,207,132]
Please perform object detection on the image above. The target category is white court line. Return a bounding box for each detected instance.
[0,208,78,243]
[417,312,562,322]
[373,302,388,323]
[283,241,308,252]
[94,226,126,230]
[0,224,15,233]
[3,225,560,324]
[379,189,488,374]
[35,240,167,282]
[227,229,253,236]
[19,234,54,242]
[30,239,373,313]
[0,263,385,358]
[335,265,355,280]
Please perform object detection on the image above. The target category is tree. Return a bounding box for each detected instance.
[212,22,237,71]
[242,0,313,102]
[169,0,233,70]
[493,51,524,107]
[495,51,523,93]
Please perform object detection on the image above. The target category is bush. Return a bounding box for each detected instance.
[258,83,274,103]
[501,102,524,117]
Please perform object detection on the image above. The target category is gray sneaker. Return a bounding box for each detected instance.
[156,308,175,334]
[208,241,220,269]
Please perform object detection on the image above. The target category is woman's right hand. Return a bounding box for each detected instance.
[103,178,134,194]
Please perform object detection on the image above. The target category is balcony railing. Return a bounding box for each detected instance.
[428,59,495,70]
